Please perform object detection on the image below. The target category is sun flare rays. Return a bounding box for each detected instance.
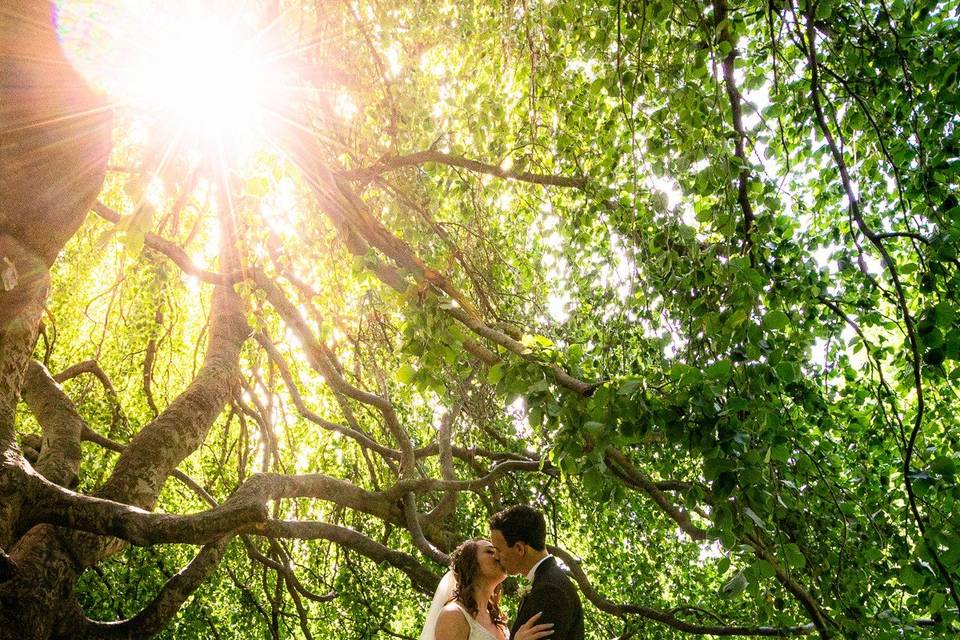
[56,0,306,171]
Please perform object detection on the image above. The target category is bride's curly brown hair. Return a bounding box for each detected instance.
[449,539,508,627]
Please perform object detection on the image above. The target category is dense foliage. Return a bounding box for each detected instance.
[3,0,960,638]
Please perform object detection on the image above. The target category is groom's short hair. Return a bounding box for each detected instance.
[489,504,546,551]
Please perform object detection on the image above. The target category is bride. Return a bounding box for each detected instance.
[421,539,555,640]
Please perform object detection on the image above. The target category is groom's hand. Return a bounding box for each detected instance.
[514,612,554,640]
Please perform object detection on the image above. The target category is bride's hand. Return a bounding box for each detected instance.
[513,612,554,640]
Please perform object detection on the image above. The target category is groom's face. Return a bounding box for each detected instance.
[490,528,523,575]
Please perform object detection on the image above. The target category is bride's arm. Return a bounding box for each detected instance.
[434,606,470,640]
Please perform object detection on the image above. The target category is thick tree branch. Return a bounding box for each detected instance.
[20,469,265,547]
[96,284,249,510]
[79,425,218,508]
[20,360,86,487]
[0,239,51,547]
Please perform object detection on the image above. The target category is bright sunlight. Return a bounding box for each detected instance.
[57,0,286,151]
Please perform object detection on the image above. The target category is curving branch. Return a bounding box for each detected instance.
[382,460,546,501]
[255,331,397,459]
[273,121,600,398]
[604,447,707,541]
[339,150,587,189]
[548,546,815,637]
[401,493,449,565]
[252,270,416,475]
[91,203,242,286]
[263,519,439,594]
[53,359,127,433]
[53,360,115,394]
[744,533,833,638]
[78,537,232,640]
[712,0,755,253]
[423,392,464,523]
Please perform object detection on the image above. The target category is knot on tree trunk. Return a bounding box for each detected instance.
[0,547,17,582]
[0,236,49,332]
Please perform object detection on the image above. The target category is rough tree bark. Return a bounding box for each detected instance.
[0,1,111,636]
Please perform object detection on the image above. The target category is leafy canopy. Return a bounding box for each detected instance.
[24,0,960,637]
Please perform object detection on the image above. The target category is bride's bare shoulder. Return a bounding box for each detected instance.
[434,604,470,639]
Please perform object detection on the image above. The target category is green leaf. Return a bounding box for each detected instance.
[753,558,776,579]
[784,543,806,570]
[774,361,797,383]
[527,379,550,394]
[743,507,767,531]
[719,571,748,598]
[124,229,145,258]
[395,364,416,384]
[245,175,270,197]
[94,228,117,249]
[929,592,946,615]
[705,359,732,381]
[669,363,702,384]
[930,455,956,477]
[762,310,790,331]
[583,421,606,438]
[487,364,505,385]
[815,0,834,20]
[717,556,731,574]
[934,301,956,327]
[617,379,642,397]
[583,466,605,493]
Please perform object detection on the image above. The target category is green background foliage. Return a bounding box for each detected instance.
[28,0,960,637]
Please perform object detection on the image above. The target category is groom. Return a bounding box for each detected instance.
[489,505,584,640]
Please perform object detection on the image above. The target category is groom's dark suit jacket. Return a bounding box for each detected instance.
[510,556,584,640]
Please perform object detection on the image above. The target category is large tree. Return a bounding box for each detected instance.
[1,0,958,638]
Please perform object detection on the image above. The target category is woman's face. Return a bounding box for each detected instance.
[476,540,507,584]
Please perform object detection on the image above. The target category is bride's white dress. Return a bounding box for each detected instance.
[420,570,507,640]
[451,603,501,640]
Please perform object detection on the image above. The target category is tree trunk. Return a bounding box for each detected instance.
[0,1,112,637]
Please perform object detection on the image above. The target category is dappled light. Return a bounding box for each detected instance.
[1,0,959,638]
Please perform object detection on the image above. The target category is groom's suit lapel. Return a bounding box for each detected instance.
[514,557,556,628]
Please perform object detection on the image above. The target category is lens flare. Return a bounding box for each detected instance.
[58,1,285,151]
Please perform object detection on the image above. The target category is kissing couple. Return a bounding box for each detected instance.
[419,505,585,640]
